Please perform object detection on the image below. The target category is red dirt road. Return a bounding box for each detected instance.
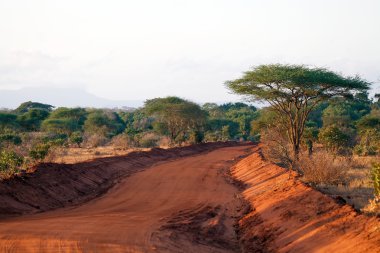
[0,145,252,253]
[1,143,380,253]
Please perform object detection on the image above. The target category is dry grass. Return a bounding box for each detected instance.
[261,128,293,168]
[298,150,379,213]
[297,150,349,185]
[50,146,150,164]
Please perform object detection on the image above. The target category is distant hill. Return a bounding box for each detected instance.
[0,87,142,109]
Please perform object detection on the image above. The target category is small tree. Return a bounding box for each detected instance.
[226,64,369,160]
[318,125,350,153]
[14,101,54,114]
[29,143,51,162]
[355,116,380,155]
[0,150,24,176]
[372,163,380,198]
[69,131,84,147]
[144,97,206,143]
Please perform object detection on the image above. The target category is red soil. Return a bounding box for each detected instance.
[0,143,251,252]
[233,146,380,252]
[0,143,379,252]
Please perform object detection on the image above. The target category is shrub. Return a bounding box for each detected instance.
[69,131,84,147]
[318,125,351,153]
[204,131,221,142]
[158,136,171,148]
[188,130,204,144]
[362,163,380,215]
[83,134,109,148]
[0,133,22,146]
[29,143,51,161]
[261,127,293,168]
[298,150,349,185]
[372,163,380,197]
[138,133,159,148]
[110,134,129,150]
[0,150,24,178]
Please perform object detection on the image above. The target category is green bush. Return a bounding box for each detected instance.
[372,163,380,197]
[188,130,204,144]
[138,133,159,148]
[0,133,22,146]
[29,143,51,161]
[204,131,220,142]
[0,150,24,176]
[318,125,351,153]
[69,131,83,146]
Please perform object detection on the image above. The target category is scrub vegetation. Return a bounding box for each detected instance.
[1,64,379,214]
[228,64,380,214]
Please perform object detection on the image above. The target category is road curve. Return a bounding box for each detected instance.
[0,145,253,253]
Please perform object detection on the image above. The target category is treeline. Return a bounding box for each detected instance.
[0,99,257,178]
[252,92,380,157]
[1,91,379,179]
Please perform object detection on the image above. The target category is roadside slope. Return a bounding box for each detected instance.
[0,142,242,217]
[233,146,380,253]
[0,144,253,253]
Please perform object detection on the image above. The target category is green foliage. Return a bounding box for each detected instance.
[322,94,371,128]
[42,118,80,135]
[250,108,279,140]
[354,116,380,155]
[69,131,83,146]
[221,125,231,141]
[307,102,329,128]
[302,121,319,143]
[224,107,258,138]
[188,130,204,144]
[318,125,351,153]
[203,102,257,140]
[206,119,239,138]
[84,110,125,138]
[144,97,206,142]
[0,133,22,146]
[204,131,220,142]
[29,143,51,161]
[219,102,257,112]
[0,113,18,131]
[17,108,50,131]
[226,64,369,158]
[0,150,23,174]
[49,107,87,123]
[373,163,380,197]
[14,101,54,114]
[42,107,87,135]
[42,133,68,147]
[202,103,224,118]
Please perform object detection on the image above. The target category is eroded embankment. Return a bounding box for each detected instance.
[233,146,380,253]
[0,142,241,218]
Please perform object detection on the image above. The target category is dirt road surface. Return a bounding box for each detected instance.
[1,143,379,253]
[0,145,252,253]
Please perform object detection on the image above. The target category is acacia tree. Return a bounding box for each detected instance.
[144,97,206,142]
[226,64,369,159]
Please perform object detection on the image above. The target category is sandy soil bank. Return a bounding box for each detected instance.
[233,146,380,253]
[1,143,379,252]
[0,144,252,252]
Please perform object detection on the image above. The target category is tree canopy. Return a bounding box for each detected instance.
[144,97,206,142]
[226,64,370,158]
[14,101,54,114]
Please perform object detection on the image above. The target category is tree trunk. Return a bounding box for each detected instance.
[293,143,300,161]
[307,140,313,156]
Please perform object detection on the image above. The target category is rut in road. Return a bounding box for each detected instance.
[0,145,253,253]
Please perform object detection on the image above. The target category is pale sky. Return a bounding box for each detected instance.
[0,0,379,105]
